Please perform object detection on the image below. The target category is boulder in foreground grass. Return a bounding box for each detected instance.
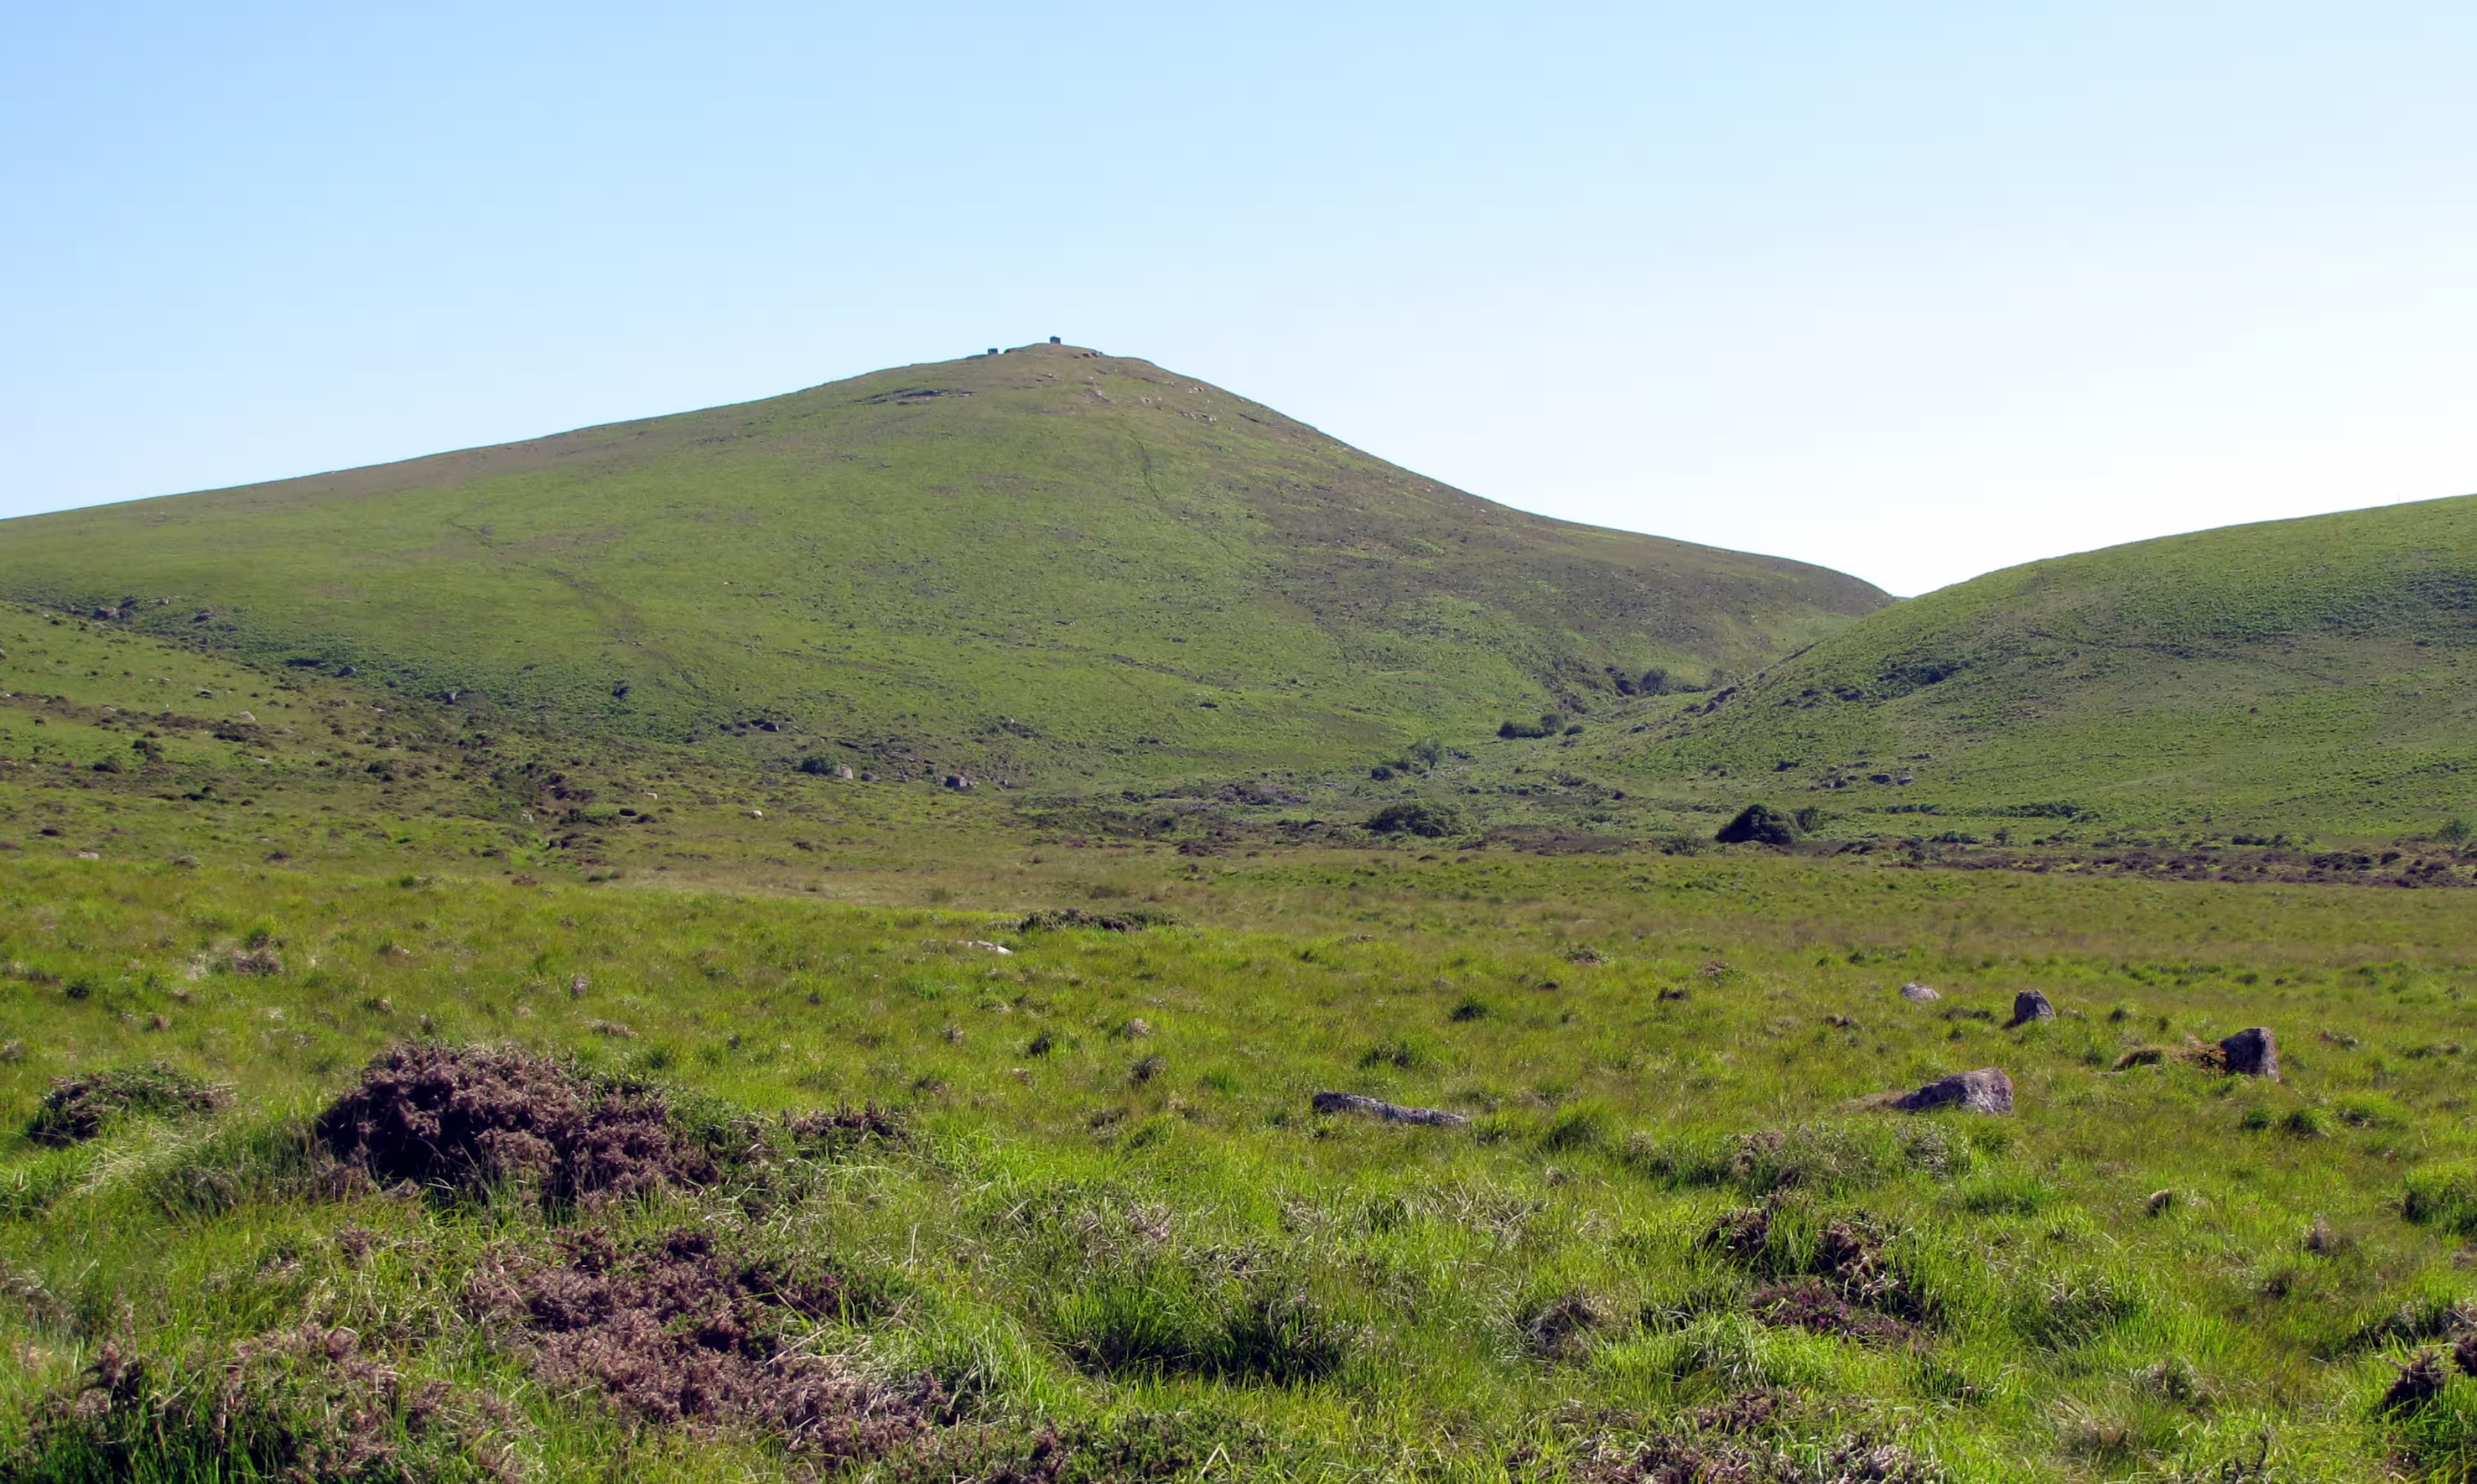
[1898,983,1940,1002]
[2006,991,2056,1027]
[1885,1068,2012,1115]
[316,1043,709,1206]
[26,1064,230,1146]
[1311,1091,1469,1127]
[2219,1027,2279,1079]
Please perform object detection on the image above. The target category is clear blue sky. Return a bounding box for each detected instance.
[5,2,2472,594]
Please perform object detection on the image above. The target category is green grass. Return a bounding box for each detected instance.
[1608,494,2477,834]
[0,342,1885,782]
[1,848,2474,1481]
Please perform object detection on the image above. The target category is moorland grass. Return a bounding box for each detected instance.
[1,851,2473,1480]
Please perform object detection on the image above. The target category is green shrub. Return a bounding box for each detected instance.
[1540,1101,1615,1153]
[2334,1093,2411,1129]
[2403,1160,2477,1236]
[1047,1264,1352,1383]
[2280,1107,2334,1139]
[2020,1269,2147,1348]
[1357,1037,1437,1071]
[1715,804,1799,847]
[1364,801,1467,838]
[1959,1171,2054,1217]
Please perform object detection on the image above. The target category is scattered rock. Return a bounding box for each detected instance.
[2220,1027,2280,1080]
[1119,1018,1153,1040]
[1310,1091,1469,1127]
[1899,983,1940,1002]
[1886,1068,2012,1114]
[2006,990,2056,1027]
[955,940,1012,954]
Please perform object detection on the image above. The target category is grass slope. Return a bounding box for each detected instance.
[1612,496,2477,833]
[0,342,1886,781]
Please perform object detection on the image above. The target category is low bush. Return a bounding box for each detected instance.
[1046,1263,1352,1384]
[2403,1160,2477,1236]
[1364,801,1467,838]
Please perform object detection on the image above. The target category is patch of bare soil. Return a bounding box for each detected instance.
[316,1043,709,1206]
[462,1226,943,1466]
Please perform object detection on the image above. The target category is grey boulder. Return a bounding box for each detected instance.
[1889,1068,2013,1114]
[1311,1091,1469,1127]
[2219,1027,2279,1080]
[2007,990,2057,1027]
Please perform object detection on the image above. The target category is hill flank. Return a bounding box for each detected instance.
[1612,495,2477,833]
[0,342,1887,780]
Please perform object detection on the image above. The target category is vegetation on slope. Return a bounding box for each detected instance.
[0,342,1887,781]
[1612,495,2477,833]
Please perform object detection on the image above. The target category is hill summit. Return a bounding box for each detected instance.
[0,342,1887,778]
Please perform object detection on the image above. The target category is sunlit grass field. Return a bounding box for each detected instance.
[3,849,2472,1481]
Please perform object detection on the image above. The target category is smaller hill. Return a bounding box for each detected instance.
[1611,496,2477,834]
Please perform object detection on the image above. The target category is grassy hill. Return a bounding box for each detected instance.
[0,342,1886,781]
[1608,495,2477,834]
